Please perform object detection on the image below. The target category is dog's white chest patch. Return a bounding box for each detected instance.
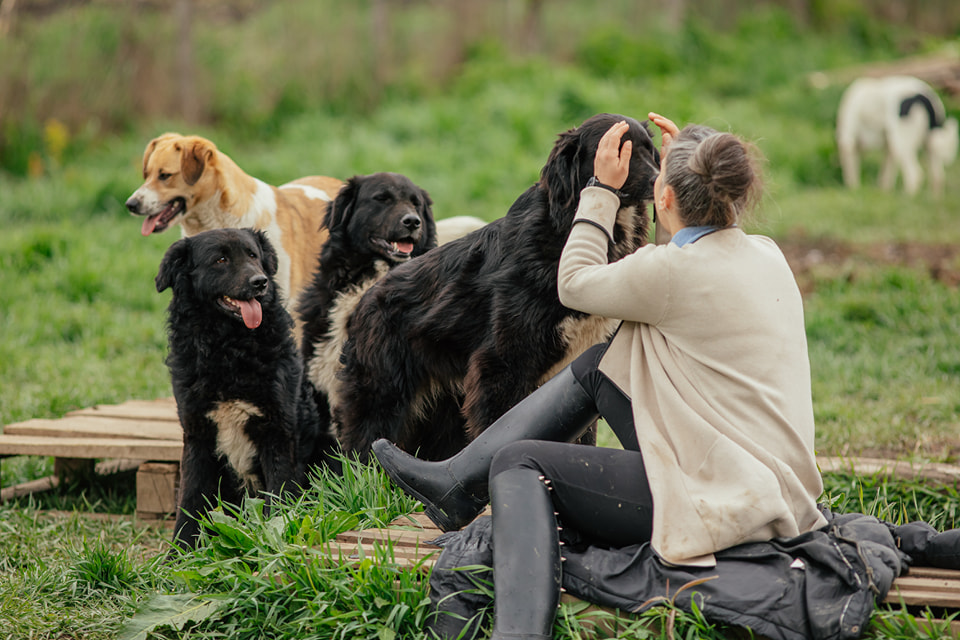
[307,262,390,409]
[207,400,264,493]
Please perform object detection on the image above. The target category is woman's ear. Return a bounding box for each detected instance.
[657,185,679,235]
[659,184,675,213]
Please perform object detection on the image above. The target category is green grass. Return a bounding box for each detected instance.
[2,458,959,640]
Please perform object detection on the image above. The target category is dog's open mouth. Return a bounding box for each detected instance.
[371,236,417,261]
[218,295,263,329]
[140,197,186,236]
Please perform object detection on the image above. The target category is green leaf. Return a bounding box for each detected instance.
[117,594,222,640]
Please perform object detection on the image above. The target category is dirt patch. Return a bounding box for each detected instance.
[778,236,960,294]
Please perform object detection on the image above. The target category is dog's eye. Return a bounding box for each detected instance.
[248,251,257,259]
[216,256,228,264]
[373,192,392,203]
[158,171,172,181]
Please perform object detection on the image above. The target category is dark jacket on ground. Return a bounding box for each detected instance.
[426,509,960,640]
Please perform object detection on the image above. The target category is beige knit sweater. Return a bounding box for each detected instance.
[558,187,827,567]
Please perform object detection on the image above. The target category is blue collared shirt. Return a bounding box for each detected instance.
[670,225,728,247]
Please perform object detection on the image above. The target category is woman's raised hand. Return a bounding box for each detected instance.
[594,120,632,190]
[648,112,680,158]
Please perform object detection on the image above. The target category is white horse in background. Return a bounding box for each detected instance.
[837,75,958,196]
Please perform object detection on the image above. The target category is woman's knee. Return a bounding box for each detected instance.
[489,440,548,478]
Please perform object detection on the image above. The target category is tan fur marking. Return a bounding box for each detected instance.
[539,205,643,383]
[307,263,391,413]
[540,315,619,384]
[275,176,340,302]
[207,400,264,494]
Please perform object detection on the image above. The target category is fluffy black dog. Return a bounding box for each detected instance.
[297,172,437,434]
[156,228,340,549]
[334,113,660,461]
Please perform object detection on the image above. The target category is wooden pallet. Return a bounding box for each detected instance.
[0,398,183,519]
[328,514,960,637]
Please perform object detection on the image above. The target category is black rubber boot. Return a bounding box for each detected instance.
[372,364,598,531]
[489,468,561,640]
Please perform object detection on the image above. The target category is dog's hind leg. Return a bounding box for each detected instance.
[334,339,427,463]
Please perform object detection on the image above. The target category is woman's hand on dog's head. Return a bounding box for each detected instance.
[594,120,632,190]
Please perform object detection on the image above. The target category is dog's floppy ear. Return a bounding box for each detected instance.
[253,229,279,277]
[326,176,361,231]
[142,132,181,179]
[156,237,192,293]
[416,186,438,253]
[541,125,586,229]
[180,137,217,186]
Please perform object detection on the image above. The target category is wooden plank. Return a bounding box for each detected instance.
[336,528,443,549]
[884,567,960,608]
[321,540,440,571]
[819,456,960,486]
[136,462,180,520]
[66,398,179,422]
[390,512,438,530]
[1,459,144,503]
[907,567,960,580]
[806,52,960,90]
[4,416,182,441]
[0,475,58,502]
[0,434,182,461]
[351,519,960,611]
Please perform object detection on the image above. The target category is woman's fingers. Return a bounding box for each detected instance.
[594,121,631,189]
[648,112,679,152]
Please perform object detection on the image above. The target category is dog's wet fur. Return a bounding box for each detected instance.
[156,228,340,549]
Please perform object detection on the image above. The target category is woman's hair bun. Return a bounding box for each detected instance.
[666,125,763,227]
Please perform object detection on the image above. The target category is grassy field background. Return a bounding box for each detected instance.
[2,6,959,462]
[1,1,960,637]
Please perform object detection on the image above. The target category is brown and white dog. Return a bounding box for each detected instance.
[126,133,342,313]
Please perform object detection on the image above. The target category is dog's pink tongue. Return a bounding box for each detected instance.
[397,241,414,254]
[238,299,262,329]
[141,215,160,236]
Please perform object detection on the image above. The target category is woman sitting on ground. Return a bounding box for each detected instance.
[373,112,827,640]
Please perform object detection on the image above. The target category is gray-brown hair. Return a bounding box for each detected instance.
[663,124,762,228]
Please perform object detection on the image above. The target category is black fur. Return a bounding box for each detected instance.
[335,113,659,461]
[899,92,945,129]
[297,172,437,429]
[156,228,340,549]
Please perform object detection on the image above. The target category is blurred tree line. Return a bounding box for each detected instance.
[0,0,957,175]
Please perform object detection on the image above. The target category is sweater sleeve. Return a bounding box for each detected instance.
[558,188,673,324]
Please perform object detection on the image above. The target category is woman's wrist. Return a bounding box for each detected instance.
[586,176,624,198]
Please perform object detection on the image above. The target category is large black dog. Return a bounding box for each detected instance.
[297,172,437,431]
[334,113,660,461]
[156,228,340,549]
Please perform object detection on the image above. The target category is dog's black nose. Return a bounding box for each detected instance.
[125,196,140,213]
[250,274,269,292]
[401,212,422,230]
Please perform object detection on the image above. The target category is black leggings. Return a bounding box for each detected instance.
[488,344,654,549]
